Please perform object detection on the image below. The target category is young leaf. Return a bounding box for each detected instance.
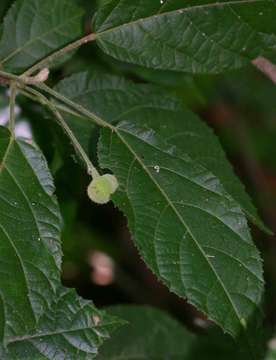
[0,0,84,73]
[54,72,266,231]
[98,119,264,338]
[94,0,276,73]
[0,127,121,358]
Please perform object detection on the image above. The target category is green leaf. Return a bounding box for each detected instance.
[52,72,264,341]
[54,71,182,153]
[0,0,84,73]
[97,305,248,360]
[3,289,120,360]
[94,0,276,74]
[55,72,266,231]
[98,119,264,338]
[97,305,195,359]
[0,127,121,358]
[54,71,181,122]
[120,106,269,233]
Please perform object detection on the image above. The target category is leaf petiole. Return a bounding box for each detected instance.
[34,82,112,129]
[22,86,100,178]
[8,82,17,133]
[21,33,97,77]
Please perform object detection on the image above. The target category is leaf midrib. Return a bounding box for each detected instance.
[7,320,120,344]
[0,136,14,174]
[0,224,36,335]
[95,0,265,37]
[0,137,37,337]
[114,127,243,334]
[0,137,58,326]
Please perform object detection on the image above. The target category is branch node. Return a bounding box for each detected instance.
[21,68,50,85]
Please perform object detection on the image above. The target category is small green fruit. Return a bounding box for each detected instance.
[87,174,119,205]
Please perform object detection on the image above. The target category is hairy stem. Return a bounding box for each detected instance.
[22,33,97,77]
[9,82,17,132]
[0,69,109,129]
[0,70,23,84]
[22,86,100,178]
[51,107,100,178]
[0,69,110,175]
[21,88,84,118]
[34,82,112,129]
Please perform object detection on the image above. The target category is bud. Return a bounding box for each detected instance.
[87,174,119,205]
[22,68,50,85]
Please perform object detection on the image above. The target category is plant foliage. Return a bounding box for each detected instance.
[0,0,275,358]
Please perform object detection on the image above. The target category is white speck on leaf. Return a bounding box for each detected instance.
[154,165,160,173]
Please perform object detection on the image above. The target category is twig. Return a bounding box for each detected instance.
[22,89,83,118]
[0,70,23,85]
[9,82,17,132]
[34,82,111,129]
[51,107,100,178]
[21,68,50,85]
[22,86,100,178]
[22,33,96,77]
[252,57,276,85]
[0,69,110,130]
